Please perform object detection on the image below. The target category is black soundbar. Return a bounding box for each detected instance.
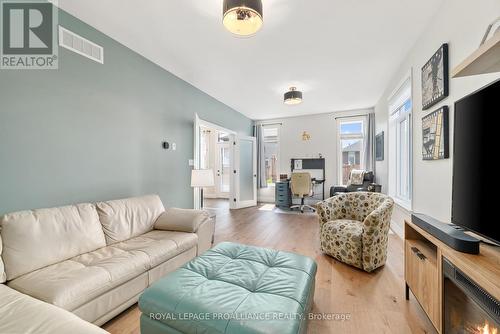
[411,213,480,254]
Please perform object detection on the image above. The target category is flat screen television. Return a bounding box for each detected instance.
[452,79,500,245]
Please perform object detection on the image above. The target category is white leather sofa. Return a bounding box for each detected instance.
[0,194,215,334]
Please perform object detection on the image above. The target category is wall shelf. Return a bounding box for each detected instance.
[452,32,500,78]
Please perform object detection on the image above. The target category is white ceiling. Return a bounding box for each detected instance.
[58,0,444,120]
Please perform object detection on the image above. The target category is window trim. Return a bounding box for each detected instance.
[337,117,366,184]
[387,70,413,210]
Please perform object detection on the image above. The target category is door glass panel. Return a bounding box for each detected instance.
[220,146,230,193]
[239,139,254,201]
[200,129,210,169]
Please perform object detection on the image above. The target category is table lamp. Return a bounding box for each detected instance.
[191,169,215,208]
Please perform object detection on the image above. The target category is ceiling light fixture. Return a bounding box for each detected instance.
[223,0,263,36]
[284,87,303,105]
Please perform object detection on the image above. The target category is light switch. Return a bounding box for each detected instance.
[188,159,194,166]
[172,143,176,150]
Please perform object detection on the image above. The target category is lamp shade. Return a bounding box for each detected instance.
[191,169,215,188]
[223,0,263,36]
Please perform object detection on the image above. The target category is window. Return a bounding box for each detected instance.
[262,126,280,186]
[389,75,412,208]
[337,118,365,184]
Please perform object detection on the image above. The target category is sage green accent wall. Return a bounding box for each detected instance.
[0,10,253,215]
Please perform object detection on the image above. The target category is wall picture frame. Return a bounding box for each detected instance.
[422,106,449,160]
[422,43,449,110]
[375,131,384,161]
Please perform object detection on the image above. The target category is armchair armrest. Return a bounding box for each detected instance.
[154,208,209,233]
[360,197,394,272]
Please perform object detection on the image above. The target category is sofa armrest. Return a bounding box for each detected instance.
[154,208,209,233]
[195,217,215,256]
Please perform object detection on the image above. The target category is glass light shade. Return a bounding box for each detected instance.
[284,87,303,105]
[223,0,263,36]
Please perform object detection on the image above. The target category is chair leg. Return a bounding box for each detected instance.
[302,205,316,212]
[291,197,316,213]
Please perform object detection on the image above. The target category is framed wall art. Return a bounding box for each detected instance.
[422,43,449,110]
[422,106,449,160]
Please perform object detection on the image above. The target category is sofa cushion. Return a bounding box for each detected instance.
[0,203,106,281]
[0,235,5,283]
[8,245,150,311]
[154,208,209,232]
[139,242,317,334]
[0,284,108,334]
[320,219,363,269]
[113,230,198,268]
[96,194,165,245]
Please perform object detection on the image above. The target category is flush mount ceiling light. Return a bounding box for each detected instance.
[284,87,303,105]
[223,0,263,36]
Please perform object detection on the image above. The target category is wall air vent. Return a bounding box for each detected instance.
[58,26,104,64]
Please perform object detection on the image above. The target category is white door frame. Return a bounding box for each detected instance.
[230,135,257,209]
[194,114,236,209]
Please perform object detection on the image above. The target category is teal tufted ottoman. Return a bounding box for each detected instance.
[139,242,317,334]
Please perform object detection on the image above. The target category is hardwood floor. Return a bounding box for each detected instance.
[103,199,436,334]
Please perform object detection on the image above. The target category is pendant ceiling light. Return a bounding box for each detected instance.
[284,87,303,105]
[223,0,263,36]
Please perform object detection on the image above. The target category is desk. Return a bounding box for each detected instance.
[275,178,325,209]
[290,158,326,200]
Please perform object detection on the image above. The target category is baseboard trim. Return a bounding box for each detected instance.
[390,220,404,239]
[258,197,275,203]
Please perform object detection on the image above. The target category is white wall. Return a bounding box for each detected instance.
[375,0,500,227]
[256,109,373,202]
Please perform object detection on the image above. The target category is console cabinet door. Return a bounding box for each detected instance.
[405,239,440,329]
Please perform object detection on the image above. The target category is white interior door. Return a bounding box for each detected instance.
[215,142,231,198]
[231,135,257,209]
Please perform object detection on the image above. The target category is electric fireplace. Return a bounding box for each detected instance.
[443,258,500,334]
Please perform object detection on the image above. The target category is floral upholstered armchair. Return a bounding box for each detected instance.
[317,192,394,272]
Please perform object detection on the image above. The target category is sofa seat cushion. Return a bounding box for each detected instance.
[0,284,108,334]
[139,242,317,334]
[320,219,363,269]
[113,230,198,268]
[8,246,150,311]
